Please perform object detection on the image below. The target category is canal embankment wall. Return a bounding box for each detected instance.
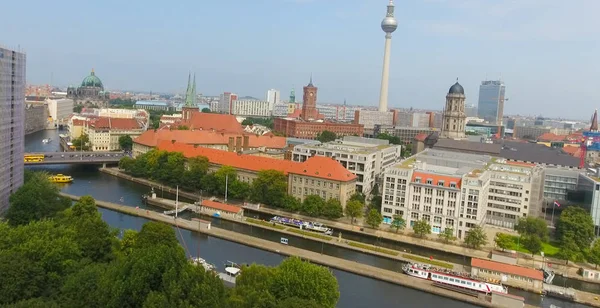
[60,192,513,308]
[99,168,600,289]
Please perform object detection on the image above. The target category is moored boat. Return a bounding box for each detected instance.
[48,174,73,183]
[270,216,333,235]
[191,257,216,272]
[218,261,242,286]
[402,263,508,294]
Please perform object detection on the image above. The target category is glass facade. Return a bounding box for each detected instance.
[0,47,26,213]
[477,80,505,124]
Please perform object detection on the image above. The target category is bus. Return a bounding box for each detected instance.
[24,154,45,162]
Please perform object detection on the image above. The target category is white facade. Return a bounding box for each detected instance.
[381,149,539,240]
[266,89,280,110]
[355,110,395,129]
[98,108,146,119]
[231,100,271,117]
[292,136,402,195]
[0,47,26,213]
[47,98,74,124]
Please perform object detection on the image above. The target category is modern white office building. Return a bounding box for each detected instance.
[266,89,280,110]
[0,46,26,212]
[381,149,543,239]
[231,99,271,117]
[46,98,74,126]
[291,136,402,195]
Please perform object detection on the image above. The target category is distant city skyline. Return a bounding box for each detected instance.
[3,0,598,118]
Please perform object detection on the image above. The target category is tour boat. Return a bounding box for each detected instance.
[270,216,334,235]
[541,268,555,284]
[217,261,242,285]
[402,263,508,294]
[48,174,73,183]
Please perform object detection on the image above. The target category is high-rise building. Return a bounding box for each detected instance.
[477,80,506,125]
[0,46,26,213]
[378,0,398,112]
[441,81,467,139]
[266,89,280,110]
[218,92,238,114]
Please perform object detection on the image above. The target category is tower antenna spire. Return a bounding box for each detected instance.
[378,0,398,112]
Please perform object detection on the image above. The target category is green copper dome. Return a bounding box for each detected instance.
[81,69,104,89]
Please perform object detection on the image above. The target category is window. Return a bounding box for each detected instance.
[384,207,393,213]
[438,181,445,187]
[426,179,433,185]
[411,212,419,219]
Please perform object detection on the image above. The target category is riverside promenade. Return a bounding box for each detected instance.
[99,168,597,286]
[61,192,505,308]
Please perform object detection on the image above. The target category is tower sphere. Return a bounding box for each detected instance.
[381,17,398,33]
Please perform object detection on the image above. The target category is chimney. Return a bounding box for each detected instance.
[236,136,243,152]
[228,137,235,152]
[243,135,250,151]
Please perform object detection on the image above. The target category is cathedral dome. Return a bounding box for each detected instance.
[448,81,464,95]
[81,69,104,89]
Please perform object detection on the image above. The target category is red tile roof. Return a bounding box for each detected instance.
[537,133,565,142]
[471,258,543,281]
[411,171,461,189]
[414,133,428,142]
[88,117,141,130]
[72,119,85,126]
[157,141,356,182]
[562,146,580,156]
[183,112,244,133]
[134,130,286,149]
[201,199,242,214]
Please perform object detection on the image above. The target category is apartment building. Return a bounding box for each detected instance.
[158,141,357,206]
[381,149,541,239]
[231,99,271,117]
[0,46,26,212]
[84,117,145,151]
[292,136,402,195]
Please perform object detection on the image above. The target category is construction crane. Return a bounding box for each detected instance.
[579,109,600,168]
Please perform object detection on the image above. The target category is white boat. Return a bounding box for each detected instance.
[402,263,508,294]
[42,138,50,143]
[191,257,215,272]
[217,261,241,285]
[303,222,334,235]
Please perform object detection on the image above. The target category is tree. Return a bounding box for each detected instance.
[375,133,401,145]
[588,240,600,269]
[522,235,542,257]
[6,171,71,226]
[515,217,548,242]
[322,198,343,219]
[494,233,512,251]
[556,206,595,253]
[390,215,406,233]
[348,193,365,204]
[365,208,383,229]
[176,125,189,130]
[301,195,325,217]
[557,233,582,264]
[73,105,83,113]
[344,200,363,224]
[316,131,337,143]
[250,170,288,208]
[369,195,382,212]
[202,107,211,113]
[270,257,339,308]
[118,135,133,151]
[438,228,456,244]
[72,133,90,150]
[241,119,253,126]
[413,220,431,238]
[464,225,488,249]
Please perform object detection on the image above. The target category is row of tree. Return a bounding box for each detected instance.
[1,171,340,307]
[119,150,345,219]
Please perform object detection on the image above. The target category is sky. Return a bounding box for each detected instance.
[2,0,598,119]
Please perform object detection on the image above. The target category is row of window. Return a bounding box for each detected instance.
[293,176,339,189]
[477,268,535,283]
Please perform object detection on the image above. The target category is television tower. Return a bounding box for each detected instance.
[378,0,398,112]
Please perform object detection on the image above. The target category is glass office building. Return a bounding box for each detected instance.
[477,80,505,125]
[0,47,26,213]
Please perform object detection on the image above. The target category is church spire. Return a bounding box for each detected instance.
[184,72,196,107]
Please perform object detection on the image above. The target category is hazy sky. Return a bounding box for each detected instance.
[2,0,598,119]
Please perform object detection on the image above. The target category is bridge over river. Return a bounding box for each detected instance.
[24,151,125,165]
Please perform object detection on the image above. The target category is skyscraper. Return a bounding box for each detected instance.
[441,80,467,139]
[0,46,26,212]
[378,0,398,112]
[477,80,506,125]
[266,89,280,110]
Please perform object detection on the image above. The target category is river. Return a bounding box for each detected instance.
[25,129,590,308]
